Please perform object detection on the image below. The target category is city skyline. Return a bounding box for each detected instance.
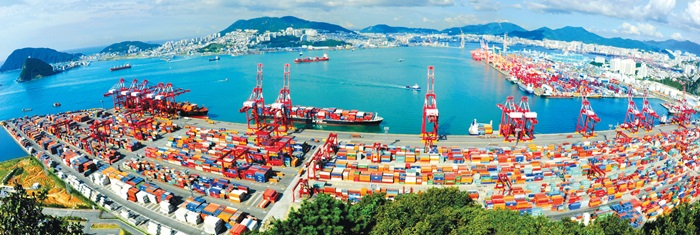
[1,0,699,59]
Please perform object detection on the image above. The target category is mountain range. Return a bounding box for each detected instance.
[220,16,354,35]
[0,48,82,72]
[360,22,700,55]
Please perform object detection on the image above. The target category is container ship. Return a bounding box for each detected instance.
[262,106,382,125]
[294,54,329,63]
[110,63,132,71]
[177,102,209,117]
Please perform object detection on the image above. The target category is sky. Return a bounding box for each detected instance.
[1,0,699,60]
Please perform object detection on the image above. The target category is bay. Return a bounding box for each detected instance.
[0,44,669,160]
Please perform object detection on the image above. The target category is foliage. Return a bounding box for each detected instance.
[303,39,349,47]
[17,58,56,82]
[90,223,120,229]
[100,41,160,54]
[220,16,353,35]
[0,184,84,235]
[641,203,700,235]
[198,43,225,53]
[590,61,603,67]
[657,77,700,96]
[260,193,354,235]
[260,36,302,48]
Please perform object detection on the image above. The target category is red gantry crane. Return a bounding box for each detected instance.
[240,63,266,130]
[268,64,293,133]
[497,96,537,142]
[104,78,129,111]
[621,90,644,133]
[517,96,537,141]
[671,86,695,127]
[89,118,113,148]
[152,82,190,117]
[421,66,439,152]
[497,96,519,142]
[640,91,659,132]
[576,92,600,138]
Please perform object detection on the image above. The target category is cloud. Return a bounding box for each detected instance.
[219,0,455,11]
[614,22,663,37]
[527,0,676,23]
[470,0,500,11]
[685,0,700,26]
[671,32,683,40]
[444,14,479,26]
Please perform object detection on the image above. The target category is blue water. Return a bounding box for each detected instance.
[0,44,669,161]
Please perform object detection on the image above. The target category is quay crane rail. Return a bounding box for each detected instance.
[421,66,439,152]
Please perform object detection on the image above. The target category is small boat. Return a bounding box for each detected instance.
[21,108,32,112]
[659,115,669,124]
[509,75,518,83]
[299,51,303,56]
[209,56,220,61]
[53,102,61,107]
[398,59,405,62]
[405,83,421,91]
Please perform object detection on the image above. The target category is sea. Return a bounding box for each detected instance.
[0,43,670,161]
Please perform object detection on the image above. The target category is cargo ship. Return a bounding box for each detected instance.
[294,54,329,63]
[177,102,209,117]
[262,106,382,125]
[517,81,534,94]
[110,63,132,71]
[209,56,220,61]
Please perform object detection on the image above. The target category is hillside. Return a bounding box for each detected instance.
[17,58,56,82]
[0,48,81,72]
[360,24,439,34]
[646,40,700,55]
[509,26,658,51]
[220,16,354,35]
[100,41,161,54]
[441,22,525,35]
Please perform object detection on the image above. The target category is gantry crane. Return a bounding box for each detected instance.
[494,173,513,195]
[671,85,695,127]
[621,90,644,133]
[150,82,190,117]
[497,96,519,142]
[421,66,439,152]
[104,78,129,111]
[51,118,73,139]
[124,78,140,109]
[89,118,113,148]
[640,91,659,132]
[268,64,293,133]
[240,63,266,130]
[576,92,600,138]
[517,96,537,141]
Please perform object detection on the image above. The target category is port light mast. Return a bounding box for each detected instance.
[421,66,439,152]
[641,90,659,132]
[270,64,293,133]
[240,63,266,130]
[621,90,644,133]
[576,91,600,138]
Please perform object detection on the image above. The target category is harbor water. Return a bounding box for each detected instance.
[0,45,668,160]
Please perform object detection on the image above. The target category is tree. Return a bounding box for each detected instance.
[0,184,84,235]
[642,203,700,235]
[348,193,386,234]
[261,193,354,235]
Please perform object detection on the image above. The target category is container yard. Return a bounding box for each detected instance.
[1,69,700,235]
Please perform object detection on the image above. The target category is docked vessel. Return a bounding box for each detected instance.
[661,102,680,114]
[110,63,132,71]
[468,119,493,135]
[177,102,209,117]
[262,106,382,126]
[294,54,329,63]
[518,82,535,94]
[405,84,421,91]
[509,75,518,83]
[209,56,220,61]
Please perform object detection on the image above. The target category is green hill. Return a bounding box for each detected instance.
[220,16,354,35]
[17,58,56,82]
[100,41,160,54]
[360,24,439,34]
[1,48,81,72]
[441,22,526,35]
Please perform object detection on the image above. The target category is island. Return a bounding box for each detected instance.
[17,58,57,82]
[0,48,82,72]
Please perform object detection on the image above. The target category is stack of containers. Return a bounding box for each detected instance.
[204,216,225,234]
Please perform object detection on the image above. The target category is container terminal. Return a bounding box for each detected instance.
[2,63,700,235]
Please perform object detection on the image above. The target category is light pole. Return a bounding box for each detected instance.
[384,127,389,143]
[100,100,104,110]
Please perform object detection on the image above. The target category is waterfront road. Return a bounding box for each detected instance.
[43,208,144,235]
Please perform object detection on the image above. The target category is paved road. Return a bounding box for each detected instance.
[2,123,205,235]
[43,208,143,235]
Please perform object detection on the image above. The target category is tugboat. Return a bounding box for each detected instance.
[405,83,421,91]
[53,102,61,107]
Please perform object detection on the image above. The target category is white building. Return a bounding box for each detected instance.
[594,56,605,64]
[620,59,636,76]
[637,63,648,78]
[610,58,622,72]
